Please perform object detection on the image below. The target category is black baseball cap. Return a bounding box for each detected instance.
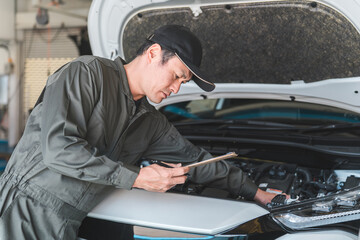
[147,25,215,92]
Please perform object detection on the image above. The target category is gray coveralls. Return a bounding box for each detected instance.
[0,56,258,240]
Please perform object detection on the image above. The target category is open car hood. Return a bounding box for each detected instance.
[88,0,360,109]
[88,0,360,83]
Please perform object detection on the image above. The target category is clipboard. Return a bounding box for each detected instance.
[186,152,238,168]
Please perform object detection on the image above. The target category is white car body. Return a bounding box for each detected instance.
[87,0,360,239]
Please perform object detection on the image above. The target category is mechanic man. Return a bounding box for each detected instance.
[0,25,277,240]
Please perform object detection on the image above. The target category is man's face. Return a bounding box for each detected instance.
[145,53,192,104]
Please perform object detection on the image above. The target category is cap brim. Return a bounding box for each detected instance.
[175,53,215,92]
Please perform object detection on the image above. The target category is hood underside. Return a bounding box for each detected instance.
[121,1,360,84]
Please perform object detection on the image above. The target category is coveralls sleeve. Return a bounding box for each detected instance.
[40,61,139,189]
[144,113,258,200]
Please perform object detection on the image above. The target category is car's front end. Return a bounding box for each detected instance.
[87,0,360,239]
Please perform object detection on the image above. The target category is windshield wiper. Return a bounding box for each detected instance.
[173,120,360,134]
[173,119,228,126]
[299,122,360,133]
[173,119,297,129]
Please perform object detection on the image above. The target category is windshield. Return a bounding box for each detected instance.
[159,99,360,126]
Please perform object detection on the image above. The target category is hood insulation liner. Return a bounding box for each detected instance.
[122,1,360,84]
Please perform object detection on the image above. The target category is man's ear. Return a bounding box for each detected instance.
[146,43,162,63]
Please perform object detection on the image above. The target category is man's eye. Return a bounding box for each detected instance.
[175,75,180,79]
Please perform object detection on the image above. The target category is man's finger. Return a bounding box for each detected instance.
[169,166,189,177]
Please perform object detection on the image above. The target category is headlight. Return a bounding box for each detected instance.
[272,187,360,230]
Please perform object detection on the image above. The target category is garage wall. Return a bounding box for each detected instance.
[22,28,80,116]
[0,0,14,40]
[0,0,90,146]
[0,0,17,144]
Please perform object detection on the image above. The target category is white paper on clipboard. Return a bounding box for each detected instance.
[186,152,238,168]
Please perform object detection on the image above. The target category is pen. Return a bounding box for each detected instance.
[152,160,174,168]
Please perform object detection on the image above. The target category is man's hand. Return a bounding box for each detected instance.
[133,163,190,192]
[254,188,289,206]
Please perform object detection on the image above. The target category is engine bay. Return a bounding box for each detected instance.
[167,157,360,208]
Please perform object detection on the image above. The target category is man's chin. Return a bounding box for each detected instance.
[148,97,163,104]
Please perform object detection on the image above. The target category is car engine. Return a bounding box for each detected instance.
[166,158,360,207]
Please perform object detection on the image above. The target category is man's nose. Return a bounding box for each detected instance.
[170,80,181,94]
